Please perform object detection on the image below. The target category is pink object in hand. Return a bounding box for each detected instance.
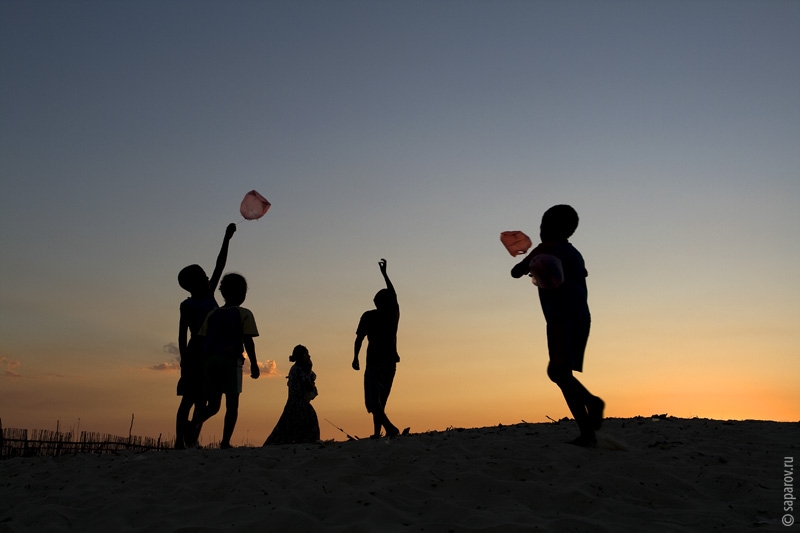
[529,254,564,289]
[500,231,532,257]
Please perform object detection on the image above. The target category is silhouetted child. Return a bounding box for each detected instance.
[175,223,236,449]
[511,205,605,447]
[264,345,320,445]
[193,272,260,449]
[353,259,406,438]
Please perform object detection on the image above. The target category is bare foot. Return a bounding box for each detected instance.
[589,398,605,431]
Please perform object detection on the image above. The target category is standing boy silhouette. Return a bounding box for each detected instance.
[193,273,260,448]
[511,205,604,447]
[352,259,404,438]
[175,223,236,449]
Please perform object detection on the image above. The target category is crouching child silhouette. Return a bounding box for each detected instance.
[192,273,260,448]
[510,205,605,447]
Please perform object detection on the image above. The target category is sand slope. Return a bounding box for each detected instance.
[0,418,796,532]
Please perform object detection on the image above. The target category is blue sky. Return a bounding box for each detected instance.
[1,1,798,443]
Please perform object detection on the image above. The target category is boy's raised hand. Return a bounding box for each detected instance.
[210,223,237,291]
[225,223,237,240]
[378,258,396,295]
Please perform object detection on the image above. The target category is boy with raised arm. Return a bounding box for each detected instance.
[353,259,403,438]
[175,223,236,449]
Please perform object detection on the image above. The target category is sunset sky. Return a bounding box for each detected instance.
[1,1,798,445]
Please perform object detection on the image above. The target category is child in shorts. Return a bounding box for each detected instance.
[193,272,260,448]
[511,205,604,447]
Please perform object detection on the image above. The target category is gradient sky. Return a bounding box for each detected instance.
[1,1,798,445]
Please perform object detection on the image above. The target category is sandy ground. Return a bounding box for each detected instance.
[1,417,797,532]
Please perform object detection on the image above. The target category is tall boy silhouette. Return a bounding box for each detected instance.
[175,223,235,449]
[511,205,604,446]
[352,259,403,438]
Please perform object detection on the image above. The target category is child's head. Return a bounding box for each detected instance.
[540,204,579,241]
[289,344,310,363]
[219,273,248,306]
[178,264,208,295]
[373,288,393,311]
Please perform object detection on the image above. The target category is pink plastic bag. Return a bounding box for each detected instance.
[240,190,271,220]
[500,231,532,257]
[529,254,564,289]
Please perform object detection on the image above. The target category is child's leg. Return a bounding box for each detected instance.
[220,393,240,448]
[382,412,399,437]
[191,394,220,427]
[184,394,219,447]
[175,396,194,449]
[547,362,595,444]
[546,322,602,442]
[191,399,207,422]
[203,394,223,421]
[370,410,399,438]
[571,377,605,430]
[184,399,206,447]
[371,413,382,438]
[378,400,399,437]
[376,368,399,437]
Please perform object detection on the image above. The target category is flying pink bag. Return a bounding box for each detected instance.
[240,190,271,220]
[500,231,532,257]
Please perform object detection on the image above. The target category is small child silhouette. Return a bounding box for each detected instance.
[511,205,604,447]
[175,223,236,449]
[192,273,260,449]
[264,345,320,445]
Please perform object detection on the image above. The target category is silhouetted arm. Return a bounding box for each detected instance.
[511,253,532,279]
[379,259,396,298]
[209,223,237,292]
[510,242,555,278]
[353,334,364,371]
[244,336,259,379]
[178,314,189,360]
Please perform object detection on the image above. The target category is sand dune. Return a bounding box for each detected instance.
[0,417,796,532]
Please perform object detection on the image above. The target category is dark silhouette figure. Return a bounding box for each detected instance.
[511,205,605,447]
[175,223,236,449]
[352,259,403,438]
[191,273,260,449]
[264,345,320,445]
